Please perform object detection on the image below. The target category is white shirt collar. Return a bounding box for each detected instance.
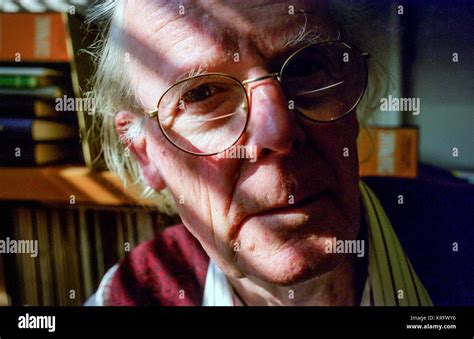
[202,260,234,306]
[202,260,371,306]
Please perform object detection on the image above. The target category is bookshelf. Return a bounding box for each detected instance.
[0,162,180,306]
[0,10,178,306]
[0,11,142,206]
[0,166,157,206]
[0,164,179,306]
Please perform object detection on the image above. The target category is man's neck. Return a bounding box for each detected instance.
[227,256,358,306]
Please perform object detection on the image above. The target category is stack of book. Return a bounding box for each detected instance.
[0,12,83,166]
[0,67,81,166]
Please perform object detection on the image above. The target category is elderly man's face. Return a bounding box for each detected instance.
[119,0,361,285]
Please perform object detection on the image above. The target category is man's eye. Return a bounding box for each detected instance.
[182,84,217,103]
[289,60,324,77]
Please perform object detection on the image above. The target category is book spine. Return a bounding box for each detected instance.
[79,209,93,298]
[358,127,418,178]
[0,75,38,88]
[0,144,35,165]
[0,86,62,99]
[0,97,36,114]
[36,208,54,305]
[0,13,70,62]
[0,97,66,119]
[0,117,33,140]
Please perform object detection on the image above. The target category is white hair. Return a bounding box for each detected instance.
[85,0,388,210]
[86,0,176,214]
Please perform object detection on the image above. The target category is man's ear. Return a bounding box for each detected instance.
[115,111,166,191]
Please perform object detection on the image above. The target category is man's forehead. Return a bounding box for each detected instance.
[123,0,335,99]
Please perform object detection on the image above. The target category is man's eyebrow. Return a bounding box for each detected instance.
[178,64,209,81]
[283,11,338,49]
[166,63,210,89]
[263,12,337,71]
[166,64,210,98]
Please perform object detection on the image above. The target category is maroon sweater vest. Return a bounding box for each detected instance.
[108,224,210,306]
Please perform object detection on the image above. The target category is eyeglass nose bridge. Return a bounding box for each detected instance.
[241,72,280,86]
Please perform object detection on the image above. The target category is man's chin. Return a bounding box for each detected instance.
[235,238,343,286]
[231,209,354,286]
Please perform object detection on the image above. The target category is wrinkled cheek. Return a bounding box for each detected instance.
[145,123,214,236]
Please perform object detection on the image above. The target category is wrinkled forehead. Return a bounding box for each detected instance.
[122,0,337,104]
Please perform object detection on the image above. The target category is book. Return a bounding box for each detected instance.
[64,210,82,304]
[51,209,66,305]
[78,208,93,300]
[137,210,154,244]
[358,126,418,178]
[4,204,172,306]
[0,247,10,306]
[0,97,66,119]
[0,143,82,166]
[0,67,61,88]
[0,85,63,99]
[93,213,105,280]
[0,67,60,77]
[35,208,54,306]
[0,75,56,89]
[0,13,70,62]
[15,207,38,305]
[0,117,78,141]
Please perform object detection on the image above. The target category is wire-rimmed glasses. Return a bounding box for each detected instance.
[148,41,369,156]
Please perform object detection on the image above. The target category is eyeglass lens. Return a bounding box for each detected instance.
[157,75,248,155]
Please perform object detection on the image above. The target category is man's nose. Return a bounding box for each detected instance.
[244,67,306,157]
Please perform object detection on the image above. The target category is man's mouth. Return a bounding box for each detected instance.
[229,189,329,240]
[256,190,328,216]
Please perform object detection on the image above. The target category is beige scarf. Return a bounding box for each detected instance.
[360,181,433,306]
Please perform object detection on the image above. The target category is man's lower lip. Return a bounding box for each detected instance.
[230,190,328,240]
[259,191,326,216]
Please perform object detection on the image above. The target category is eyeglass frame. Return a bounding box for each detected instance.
[147,40,370,156]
